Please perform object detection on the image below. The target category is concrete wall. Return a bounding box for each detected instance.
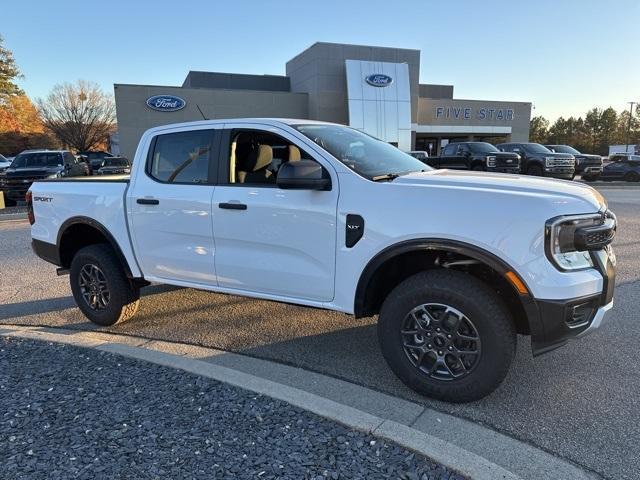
[286,42,420,125]
[182,71,290,91]
[114,84,308,160]
[419,84,454,99]
[417,98,531,141]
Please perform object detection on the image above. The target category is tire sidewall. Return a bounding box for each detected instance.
[378,270,515,402]
[70,245,134,326]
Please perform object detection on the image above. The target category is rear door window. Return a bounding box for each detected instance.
[148,130,217,184]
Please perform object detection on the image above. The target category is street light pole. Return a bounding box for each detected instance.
[626,101,637,153]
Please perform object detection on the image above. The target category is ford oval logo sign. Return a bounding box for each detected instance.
[365,74,393,87]
[146,95,186,112]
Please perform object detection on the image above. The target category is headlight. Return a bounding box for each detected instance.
[46,172,61,179]
[545,156,556,167]
[545,212,616,271]
[486,156,497,167]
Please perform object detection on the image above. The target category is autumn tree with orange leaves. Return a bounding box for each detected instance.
[0,35,56,155]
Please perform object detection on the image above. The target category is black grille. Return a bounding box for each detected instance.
[567,301,596,328]
[574,218,616,251]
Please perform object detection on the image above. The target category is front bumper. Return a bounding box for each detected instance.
[544,166,575,179]
[1,185,30,201]
[529,247,616,355]
[577,164,603,175]
[489,166,520,174]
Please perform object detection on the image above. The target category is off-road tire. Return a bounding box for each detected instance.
[70,244,140,326]
[624,172,640,182]
[378,269,516,403]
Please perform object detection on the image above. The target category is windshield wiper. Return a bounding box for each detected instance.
[371,169,428,182]
[371,173,400,182]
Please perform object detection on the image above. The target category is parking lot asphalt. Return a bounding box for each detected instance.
[1,187,638,480]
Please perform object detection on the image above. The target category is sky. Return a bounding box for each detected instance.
[3,0,639,122]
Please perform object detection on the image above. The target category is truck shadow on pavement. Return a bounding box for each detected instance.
[0,284,183,323]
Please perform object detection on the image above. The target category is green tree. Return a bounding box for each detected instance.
[0,35,23,101]
[529,116,549,143]
[598,107,618,154]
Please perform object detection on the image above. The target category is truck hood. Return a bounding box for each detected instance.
[3,166,63,177]
[393,169,606,211]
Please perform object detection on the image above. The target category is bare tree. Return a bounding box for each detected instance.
[37,80,115,151]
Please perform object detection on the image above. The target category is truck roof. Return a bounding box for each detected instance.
[143,118,337,136]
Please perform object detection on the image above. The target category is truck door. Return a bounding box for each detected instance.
[439,143,465,169]
[211,124,338,302]
[127,126,221,286]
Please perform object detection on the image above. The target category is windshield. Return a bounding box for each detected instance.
[549,145,580,154]
[523,143,553,154]
[102,158,129,167]
[293,124,431,179]
[468,142,500,154]
[10,152,63,168]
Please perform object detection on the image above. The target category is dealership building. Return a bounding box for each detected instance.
[114,42,532,160]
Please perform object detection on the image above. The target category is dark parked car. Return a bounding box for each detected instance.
[608,153,640,163]
[597,159,640,182]
[96,156,131,175]
[546,145,602,180]
[78,151,115,170]
[496,142,575,179]
[427,142,520,173]
[0,150,87,206]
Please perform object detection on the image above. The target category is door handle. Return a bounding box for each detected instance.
[219,202,247,210]
[137,198,159,205]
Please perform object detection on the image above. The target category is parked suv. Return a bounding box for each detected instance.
[28,119,616,403]
[428,142,520,173]
[546,145,603,180]
[0,150,87,206]
[497,142,575,179]
[78,151,115,171]
[97,156,131,175]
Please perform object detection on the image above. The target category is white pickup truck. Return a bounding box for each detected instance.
[28,119,617,402]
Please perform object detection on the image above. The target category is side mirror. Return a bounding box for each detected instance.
[277,160,331,191]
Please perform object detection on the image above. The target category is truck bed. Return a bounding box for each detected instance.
[40,175,130,182]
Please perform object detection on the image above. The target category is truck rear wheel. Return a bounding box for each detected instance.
[378,269,516,403]
[70,244,140,326]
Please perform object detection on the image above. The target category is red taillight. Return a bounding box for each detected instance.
[26,191,35,225]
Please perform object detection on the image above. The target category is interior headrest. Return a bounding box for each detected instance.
[249,144,273,172]
[288,145,301,162]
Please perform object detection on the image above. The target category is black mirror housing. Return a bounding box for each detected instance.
[277,160,331,190]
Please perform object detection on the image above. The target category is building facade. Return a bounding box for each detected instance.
[114,42,531,160]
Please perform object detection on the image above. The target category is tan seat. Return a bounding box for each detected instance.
[288,145,301,162]
[237,144,273,184]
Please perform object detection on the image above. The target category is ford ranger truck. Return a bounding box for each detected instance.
[28,119,617,403]
[427,141,520,173]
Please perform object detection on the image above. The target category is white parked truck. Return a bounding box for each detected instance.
[28,119,617,402]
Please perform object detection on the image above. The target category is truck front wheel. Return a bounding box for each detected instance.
[70,244,140,326]
[378,269,516,403]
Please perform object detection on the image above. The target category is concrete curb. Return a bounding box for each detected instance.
[1,326,515,480]
[0,326,599,480]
